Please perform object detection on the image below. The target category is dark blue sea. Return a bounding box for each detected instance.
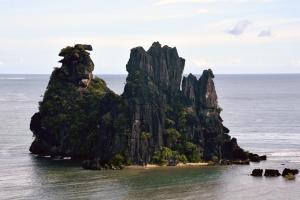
[0,74,299,200]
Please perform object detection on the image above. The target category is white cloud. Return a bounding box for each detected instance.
[226,59,241,65]
[291,60,300,67]
[155,0,272,5]
[0,61,3,65]
[196,8,209,14]
[0,31,280,51]
[258,29,272,37]
[226,20,251,35]
[3,17,300,49]
[0,8,214,32]
[156,0,208,5]
[143,8,210,21]
[193,58,213,68]
[193,58,241,68]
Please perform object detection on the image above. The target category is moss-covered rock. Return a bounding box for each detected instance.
[30,44,128,162]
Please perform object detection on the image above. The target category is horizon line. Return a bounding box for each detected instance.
[1,73,300,75]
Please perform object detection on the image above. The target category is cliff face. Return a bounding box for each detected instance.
[181,71,224,160]
[30,42,250,167]
[122,42,185,164]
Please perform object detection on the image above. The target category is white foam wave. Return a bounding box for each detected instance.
[267,151,300,162]
[289,160,300,163]
[0,77,26,80]
[270,152,300,157]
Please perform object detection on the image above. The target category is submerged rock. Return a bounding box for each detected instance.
[82,159,123,170]
[251,169,263,177]
[247,153,267,162]
[264,169,281,177]
[29,42,258,167]
[282,168,299,177]
[248,153,260,162]
[259,155,267,161]
[251,168,298,178]
[82,159,102,170]
[284,173,296,180]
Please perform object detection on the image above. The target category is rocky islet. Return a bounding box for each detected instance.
[29,42,265,169]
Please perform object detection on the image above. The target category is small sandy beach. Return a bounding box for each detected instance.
[125,162,209,169]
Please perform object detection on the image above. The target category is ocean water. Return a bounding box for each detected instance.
[0,74,300,200]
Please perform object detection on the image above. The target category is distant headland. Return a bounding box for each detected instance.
[29,42,265,170]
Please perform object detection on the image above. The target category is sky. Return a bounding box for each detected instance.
[0,0,300,74]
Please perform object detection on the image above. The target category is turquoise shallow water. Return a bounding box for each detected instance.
[0,74,300,200]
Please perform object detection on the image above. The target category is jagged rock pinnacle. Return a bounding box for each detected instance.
[58,44,94,87]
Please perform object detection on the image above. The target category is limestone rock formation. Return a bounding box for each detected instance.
[122,42,185,164]
[29,42,257,168]
[30,44,125,162]
[58,44,94,87]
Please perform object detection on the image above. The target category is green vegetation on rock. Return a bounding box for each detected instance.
[30,43,251,169]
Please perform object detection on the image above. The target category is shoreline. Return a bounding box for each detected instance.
[124,162,209,169]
